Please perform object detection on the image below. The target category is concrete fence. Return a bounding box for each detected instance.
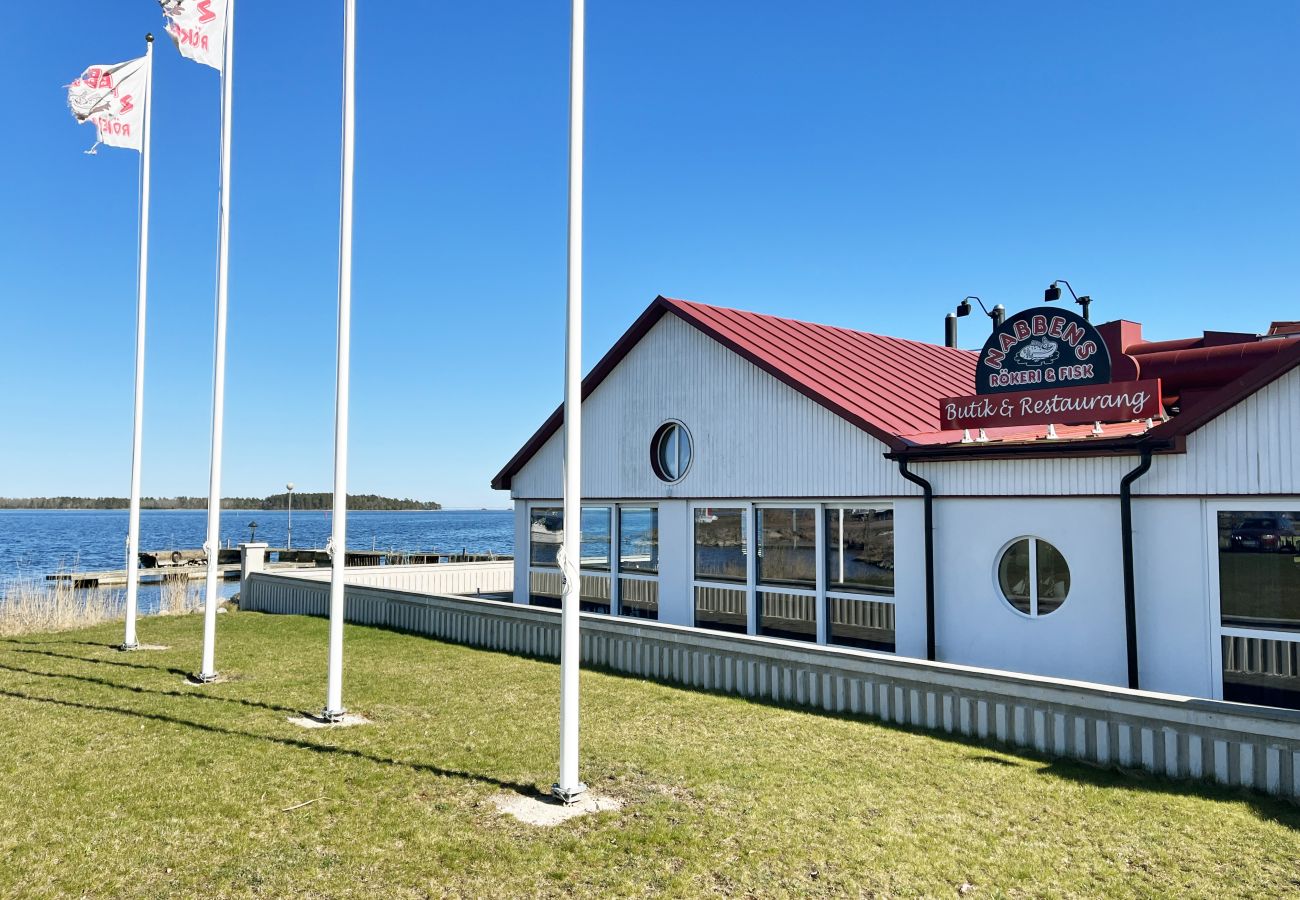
[268,560,514,596]
[241,570,1300,803]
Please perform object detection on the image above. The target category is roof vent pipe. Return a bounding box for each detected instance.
[944,313,958,348]
[992,305,1006,329]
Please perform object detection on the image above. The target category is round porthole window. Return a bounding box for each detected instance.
[996,537,1070,617]
[650,420,692,483]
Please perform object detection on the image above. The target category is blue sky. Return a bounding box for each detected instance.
[1,2,1296,507]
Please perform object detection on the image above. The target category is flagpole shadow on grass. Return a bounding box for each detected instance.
[0,687,534,795]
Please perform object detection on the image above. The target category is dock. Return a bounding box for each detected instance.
[45,547,508,589]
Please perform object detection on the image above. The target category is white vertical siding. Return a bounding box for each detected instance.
[510,314,918,499]
[1141,367,1299,495]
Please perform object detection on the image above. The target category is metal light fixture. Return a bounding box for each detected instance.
[1045,279,1092,321]
[285,482,296,550]
[247,520,259,543]
[947,295,1005,347]
[946,297,975,347]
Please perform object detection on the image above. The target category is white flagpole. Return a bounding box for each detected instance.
[323,0,357,722]
[198,0,237,682]
[121,34,155,652]
[553,0,586,804]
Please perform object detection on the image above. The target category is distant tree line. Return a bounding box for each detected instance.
[0,493,441,511]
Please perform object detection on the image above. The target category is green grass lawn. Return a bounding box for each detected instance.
[0,612,1297,898]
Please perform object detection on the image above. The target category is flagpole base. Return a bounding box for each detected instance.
[118,642,140,652]
[551,782,588,805]
[189,672,222,685]
[321,708,348,724]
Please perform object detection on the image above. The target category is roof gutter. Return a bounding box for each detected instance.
[896,459,936,662]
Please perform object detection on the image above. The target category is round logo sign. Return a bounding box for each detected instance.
[977,307,1111,395]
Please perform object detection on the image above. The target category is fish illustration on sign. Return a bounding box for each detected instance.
[1015,337,1060,366]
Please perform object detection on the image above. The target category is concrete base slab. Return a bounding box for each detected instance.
[490,791,622,826]
[287,713,371,729]
[121,644,170,652]
[184,673,230,686]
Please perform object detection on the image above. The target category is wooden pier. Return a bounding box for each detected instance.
[45,547,508,589]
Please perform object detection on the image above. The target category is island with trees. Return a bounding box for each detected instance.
[0,493,441,511]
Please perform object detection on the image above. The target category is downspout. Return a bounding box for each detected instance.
[897,458,936,662]
[1120,447,1154,690]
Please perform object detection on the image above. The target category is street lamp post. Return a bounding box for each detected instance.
[247,520,258,543]
[286,482,295,550]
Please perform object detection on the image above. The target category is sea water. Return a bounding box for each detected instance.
[0,508,515,611]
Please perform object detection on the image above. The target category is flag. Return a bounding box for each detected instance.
[159,0,227,70]
[67,58,148,153]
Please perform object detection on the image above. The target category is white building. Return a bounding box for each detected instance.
[493,296,1300,709]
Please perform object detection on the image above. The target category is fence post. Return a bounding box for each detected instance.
[239,542,269,601]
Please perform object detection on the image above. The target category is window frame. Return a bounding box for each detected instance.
[824,503,897,601]
[1205,498,1300,703]
[993,535,1070,619]
[526,501,660,617]
[650,420,693,484]
[689,499,897,650]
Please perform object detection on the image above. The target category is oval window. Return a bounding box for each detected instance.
[996,537,1070,616]
[650,421,692,483]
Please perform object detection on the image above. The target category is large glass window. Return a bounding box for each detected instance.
[619,507,659,574]
[1218,511,1300,632]
[825,506,894,595]
[694,507,748,584]
[996,537,1070,616]
[756,507,817,589]
[581,507,611,571]
[529,507,563,568]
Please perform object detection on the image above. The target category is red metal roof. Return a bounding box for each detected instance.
[493,296,977,489]
[659,298,978,443]
[491,296,1300,488]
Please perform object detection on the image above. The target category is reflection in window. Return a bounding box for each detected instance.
[757,507,817,589]
[528,569,561,608]
[619,507,659,574]
[1222,635,1300,710]
[528,568,610,613]
[825,506,894,595]
[997,538,1070,617]
[828,596,895,652]
[529,507,562,568]
[1217,511,1300,631]
[758,591,816,642]
[1035,540,1070,614]
[694,585,747,634]
[581,507,611,571]
[694,507,747,584]
[619,577,659,620]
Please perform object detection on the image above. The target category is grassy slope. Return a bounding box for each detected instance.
[0,613,1296,899]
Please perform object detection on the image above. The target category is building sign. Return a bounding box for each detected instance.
[977,307,1111,395]
[938,379,1163,430]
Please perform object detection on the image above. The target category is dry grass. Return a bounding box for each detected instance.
[159,576,202,616]
[0,575,123,636]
